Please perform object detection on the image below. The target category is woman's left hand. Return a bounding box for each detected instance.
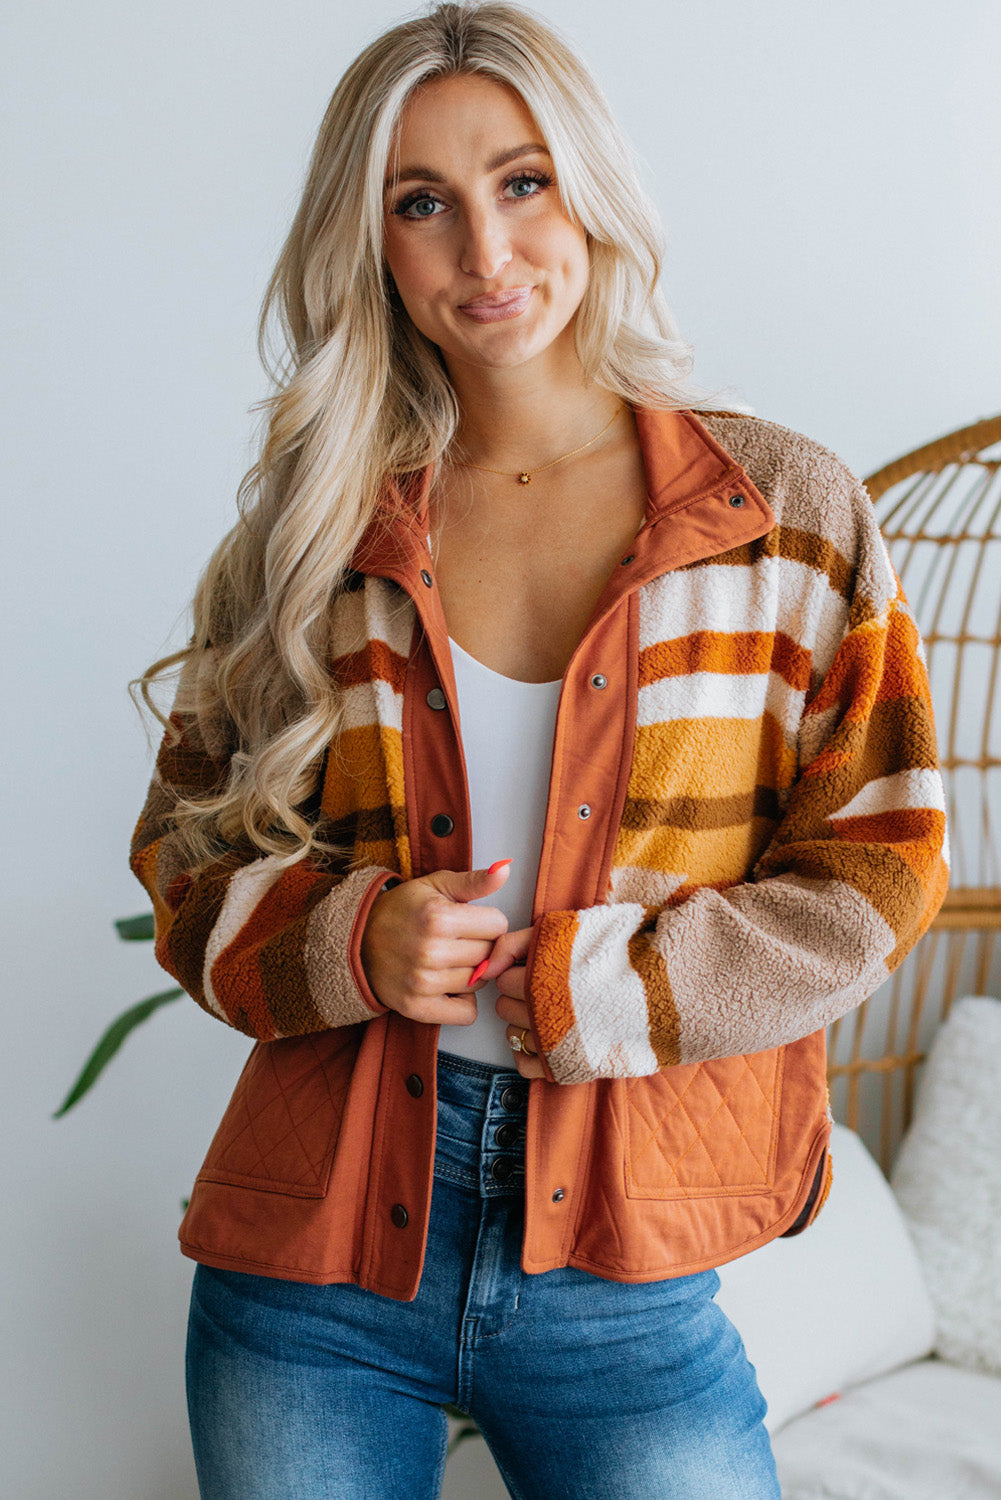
[488,927,546,1079]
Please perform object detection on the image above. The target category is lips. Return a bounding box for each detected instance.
[460,287,532,310]
[458,286,534,323]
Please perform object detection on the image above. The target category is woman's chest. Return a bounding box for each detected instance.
[429,464,649,682]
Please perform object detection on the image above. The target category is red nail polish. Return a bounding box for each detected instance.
[488,859,513,875]
[469,959,489,985]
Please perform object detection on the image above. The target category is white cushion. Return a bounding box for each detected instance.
[891,994,1001,1377]
[715,1123,934,1432]
[771,1358,1001,1499]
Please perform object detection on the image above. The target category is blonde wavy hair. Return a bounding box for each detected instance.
[138,0,732,872]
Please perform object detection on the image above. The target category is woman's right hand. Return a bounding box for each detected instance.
[359,861,512,1023]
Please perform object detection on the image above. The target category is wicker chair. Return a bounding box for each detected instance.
[827,414,1001,1171]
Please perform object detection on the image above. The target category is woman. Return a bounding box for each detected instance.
[131,4,948,1496]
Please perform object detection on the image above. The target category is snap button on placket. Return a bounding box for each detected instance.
[426,686,447,710]
[590,674,607,690]
[577,804,591,820]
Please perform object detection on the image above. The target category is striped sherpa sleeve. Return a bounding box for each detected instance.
[524,497,949,1086]
[129,649,396,1041]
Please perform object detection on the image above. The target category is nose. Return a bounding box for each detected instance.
[459,205,512,281]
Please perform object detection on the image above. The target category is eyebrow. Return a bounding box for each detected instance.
[384,142,551,192]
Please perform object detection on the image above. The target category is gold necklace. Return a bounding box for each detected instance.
[457,404,624,485]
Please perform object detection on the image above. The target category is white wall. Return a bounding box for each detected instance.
[3,1,998,1495]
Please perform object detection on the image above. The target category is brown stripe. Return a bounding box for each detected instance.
[627,926,681,1067]
[256,872,336,1035]
[831,808,948,891]
[157,732,230,796]
[623,785,781,832]
[325,804,399,849]
[873,608,932,708]
[163,864,229,1007]
[330,639,408,693]
[806,610,931,727]
[639,631,812,692]
[782,697,940,837]
[686,524,854,601]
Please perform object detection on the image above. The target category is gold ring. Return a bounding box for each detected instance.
[509,1026,536,1057]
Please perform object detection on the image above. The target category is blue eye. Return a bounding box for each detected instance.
[391,168,553,220]
[505,170,553,199]
[395,193,444,219]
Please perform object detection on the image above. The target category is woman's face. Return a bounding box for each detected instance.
[381,73,590,378]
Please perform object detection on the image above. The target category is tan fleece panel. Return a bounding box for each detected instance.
[765,836,927,954]
[304,866,400,1028]
[545,1024,594,1087]
[660,874,897,1063]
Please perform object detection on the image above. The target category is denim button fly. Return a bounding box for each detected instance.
[433,1053,528,1198]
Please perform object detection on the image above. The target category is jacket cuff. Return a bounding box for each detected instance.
[524,915,563,1084]
[347,870,402,1016]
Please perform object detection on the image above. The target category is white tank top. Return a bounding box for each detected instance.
[436,637,562,1068]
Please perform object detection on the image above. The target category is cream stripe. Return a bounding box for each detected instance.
[832,768,947,821]
[202,856,287,1020]
[362,577,417,656]
[638,670,806,733]
[569,904,660,1075]
[337,676,405,734]
[637,554,845,649]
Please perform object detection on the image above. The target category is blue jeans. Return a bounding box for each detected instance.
[186,1050,780,1499]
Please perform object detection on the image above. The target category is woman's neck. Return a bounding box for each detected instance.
[445,347,624,474]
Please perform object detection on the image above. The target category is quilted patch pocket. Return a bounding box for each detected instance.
[625,1050,783,1199]
[196,1028,360,1198]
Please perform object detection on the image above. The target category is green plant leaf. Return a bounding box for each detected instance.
[52,986,184,1117]
[115,913,156,942]
[446,1422,483,1457]
[442,1405,482,1457]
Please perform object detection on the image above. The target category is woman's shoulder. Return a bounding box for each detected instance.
[694,409,873,545]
